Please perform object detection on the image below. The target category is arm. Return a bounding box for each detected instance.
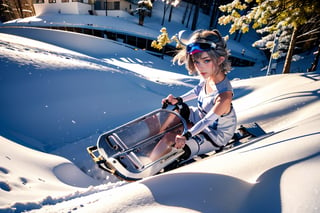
[175,91,233,148]
[162,82,203,105]
[162,90,197,106]
[212,91,233,116]
[188,91,232,137]
[179,89,198,102]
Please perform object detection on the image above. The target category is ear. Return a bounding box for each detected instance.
[218,56,225,65]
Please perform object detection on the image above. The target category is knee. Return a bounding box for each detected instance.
[180,145,191,160]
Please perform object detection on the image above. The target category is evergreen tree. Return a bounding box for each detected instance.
[218,0,320,74]
[135,0,153,26]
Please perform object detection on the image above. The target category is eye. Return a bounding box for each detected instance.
[193,60,200,65]
[204,59,211,64]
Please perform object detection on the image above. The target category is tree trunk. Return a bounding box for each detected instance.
[105,0,108,16]
[307,44,320,72]
[182,3,189,24]
[282,27,299,74]
[186,2,194,28]
[17,0,24,18]
[139,14,145,26]
[209,0,218,29]
[161,1,166,26]
[168,5,173,22]
[191,0,201,30]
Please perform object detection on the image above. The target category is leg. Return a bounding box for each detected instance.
[144,114,161,136]
[183,134,218,160]
[149,129,179,161]
[149,104,191,161]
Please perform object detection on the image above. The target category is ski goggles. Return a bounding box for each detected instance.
[186,42,217,55]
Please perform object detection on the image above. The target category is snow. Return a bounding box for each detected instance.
[1,1,320,212]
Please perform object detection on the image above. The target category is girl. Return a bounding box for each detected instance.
[150,29,237,161]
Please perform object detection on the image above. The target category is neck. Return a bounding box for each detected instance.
[207,72,225,84]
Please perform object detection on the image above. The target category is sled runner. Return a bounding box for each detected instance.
[87,106,273,181]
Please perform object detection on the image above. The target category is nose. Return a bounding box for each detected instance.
[195,62,204,70]
[196,66,207,75]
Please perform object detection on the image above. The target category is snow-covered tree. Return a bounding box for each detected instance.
[151,27,171,50]
[134,0,153,26]
[218,0,320,74]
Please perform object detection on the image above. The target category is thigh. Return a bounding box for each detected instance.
[188,106,201,124]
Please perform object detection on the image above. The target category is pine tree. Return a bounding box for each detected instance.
[218,0,320,74]
[135,0,153,26]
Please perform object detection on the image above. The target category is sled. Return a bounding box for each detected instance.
[87,108,189,181]
[87,106,273,181]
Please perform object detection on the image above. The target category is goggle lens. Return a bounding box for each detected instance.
[186,42,216,54]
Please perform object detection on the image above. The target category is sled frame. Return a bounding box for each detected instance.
[88,108,188,181]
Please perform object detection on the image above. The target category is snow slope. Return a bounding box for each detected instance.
[1,27,319,213]
[1,1,320,212]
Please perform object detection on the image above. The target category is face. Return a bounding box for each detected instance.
[192,52,220,79]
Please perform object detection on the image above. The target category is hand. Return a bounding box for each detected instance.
[174,135,186,149]
[162,94,178,105]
